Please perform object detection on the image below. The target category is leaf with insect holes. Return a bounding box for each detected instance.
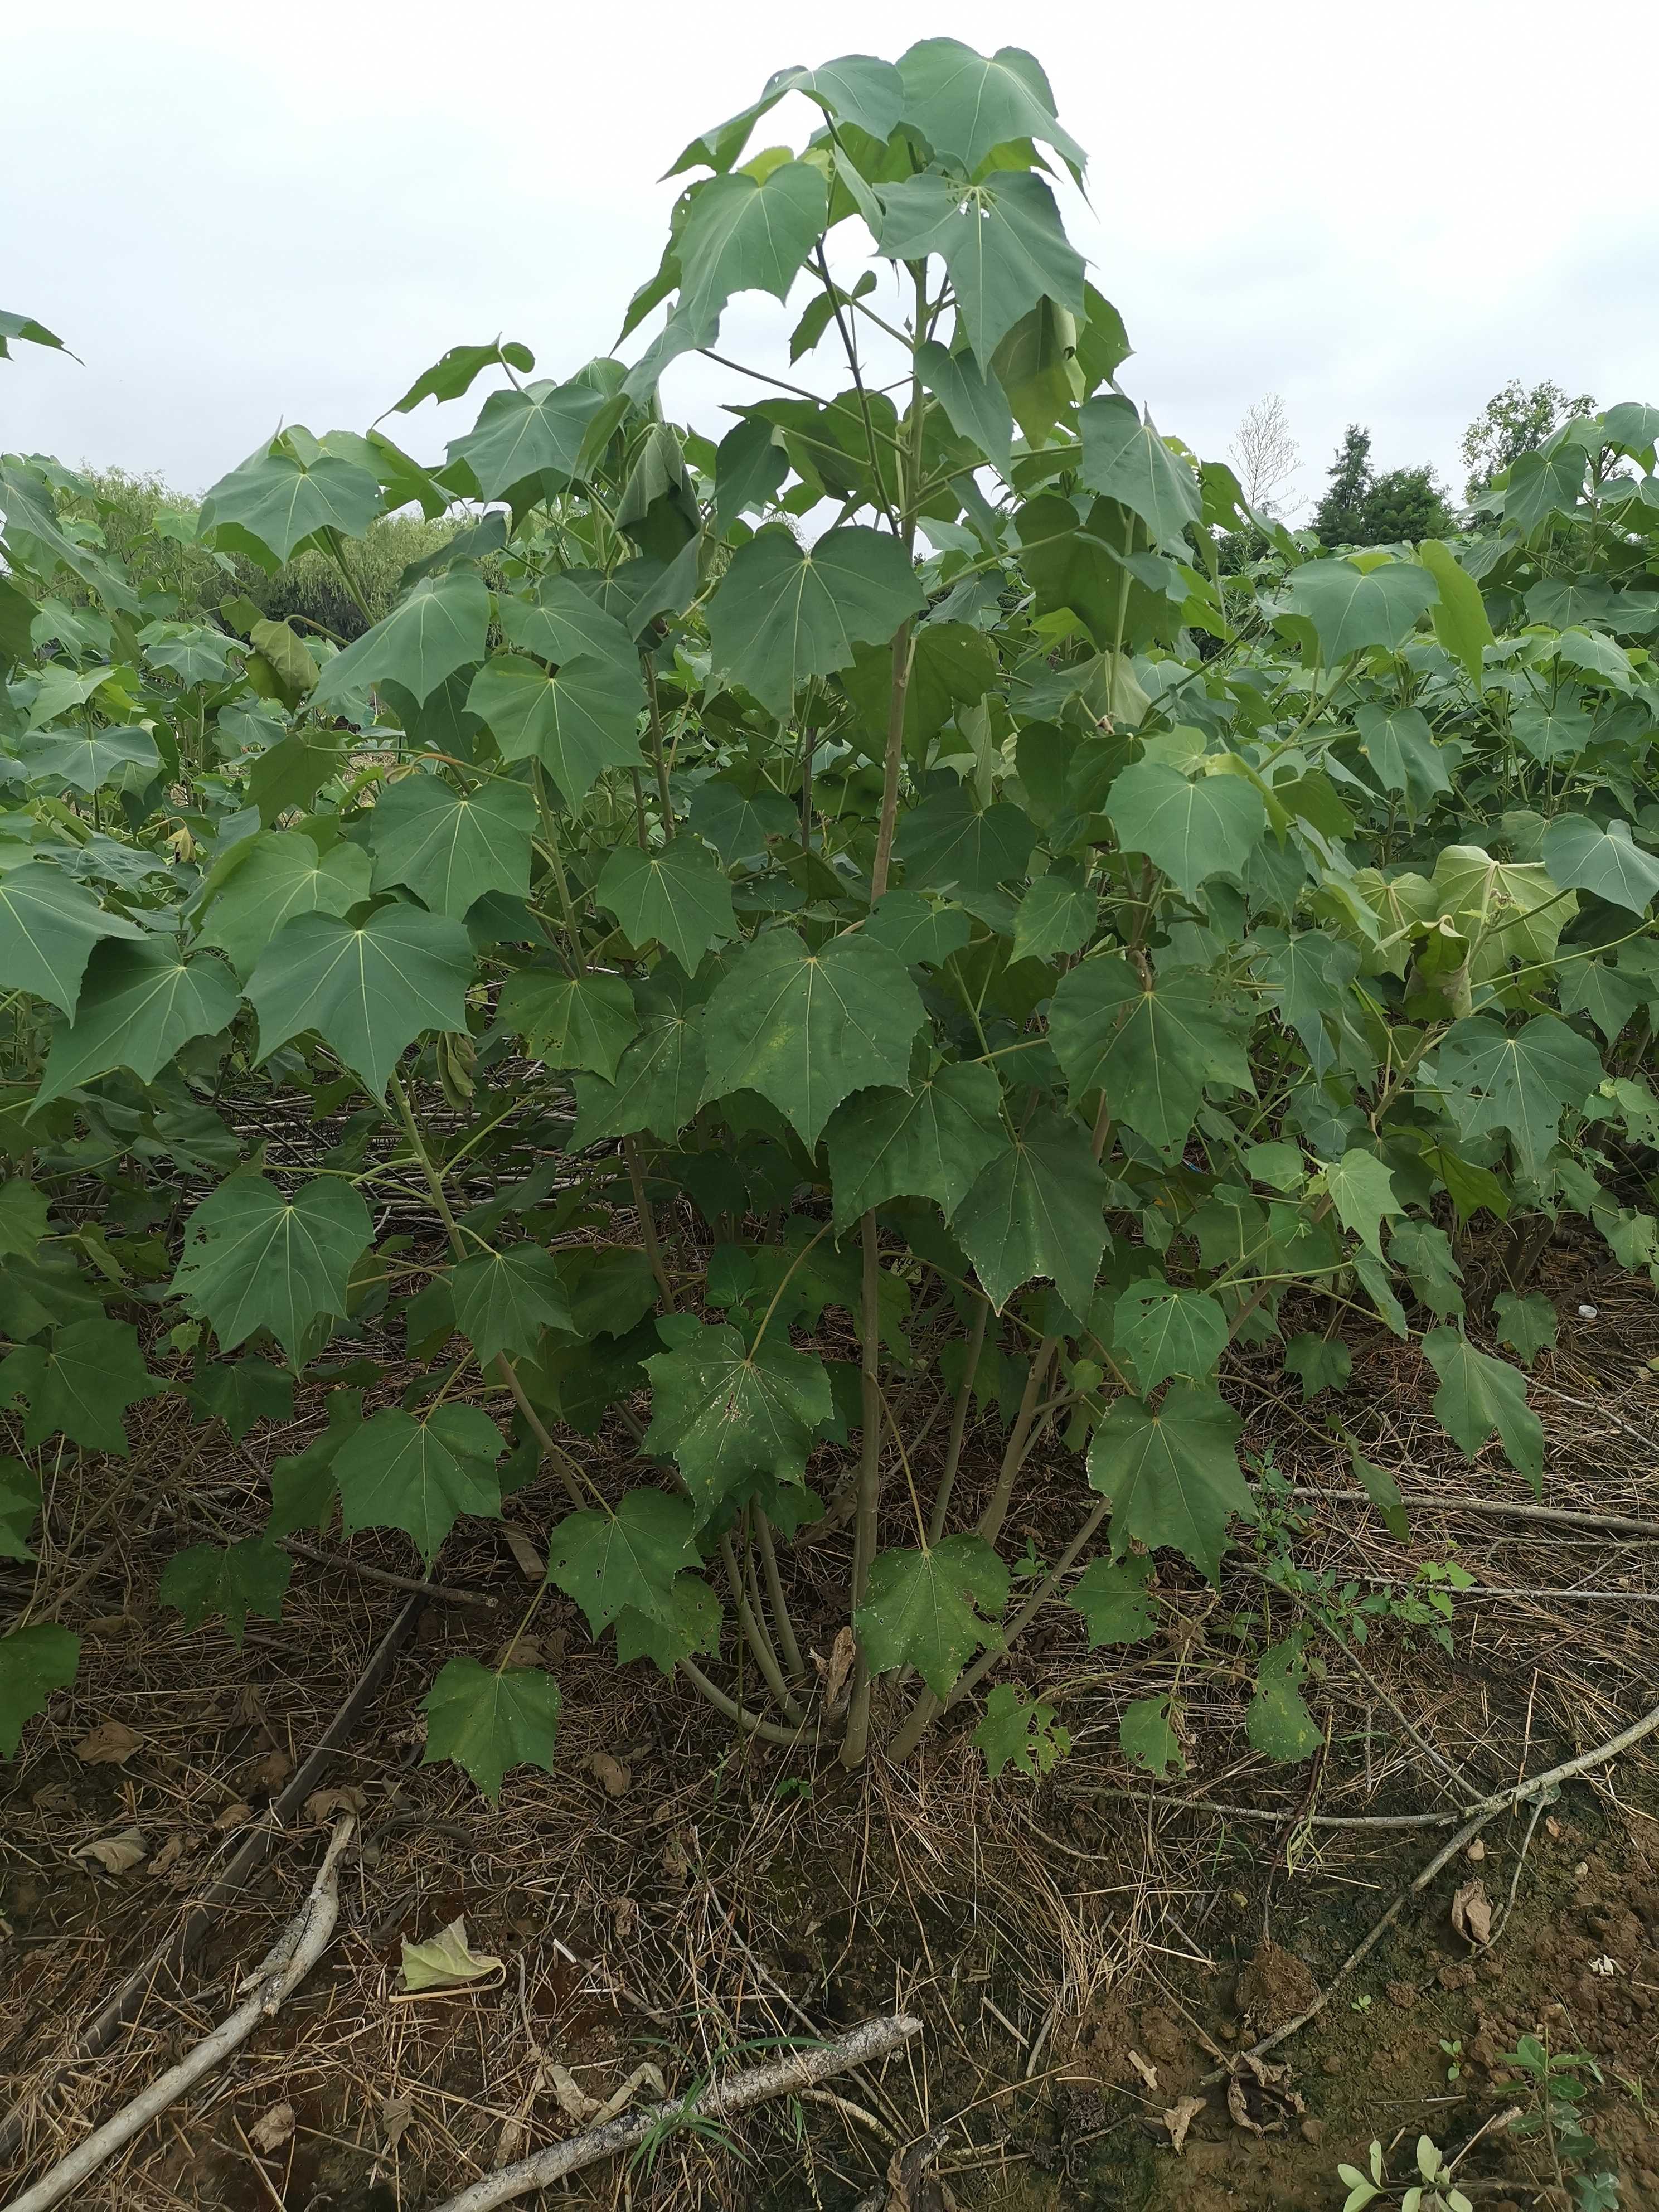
[596,840,736,971]
[1423,1327,1544,1487]
[334,1406,504,1565]
[853,1536,1009,1696]
[368,775,536,919]
[420,1658,560,1799]
[0,1623,80,1759]
[1246,1640,1321,1762]
[1067,1553,1157,1647]
[159,1539,293,1646]
[544,1490,702,1637]
[450,1245,575,1365]
[247,905,473,1099]
[701,926,923,1151]
[172,1174,373,1365]
[0,1318,169,1456]
[1086,1385,1251,1583]
[613,1573,724,1676]
[643,1321,831,1521]
[497,968,638,1080]
[972,1683,1070,1779]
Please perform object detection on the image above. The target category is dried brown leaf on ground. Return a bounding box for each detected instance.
[71,1827,147,1874]
[1452,1877,1493,1946]
[1163,2094,1206,2153]
[399,1915,505,1993]
[248,2102,295,2153]
[302,1785,366,1825]
[74,1720,141,1766]
[586,1751,632,1797]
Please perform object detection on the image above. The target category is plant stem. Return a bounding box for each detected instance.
[640,648,675,835]
[678,1660,807,1748]
[719,1532,804,1722]
[623,1134,675,1311]
[928,1295,989,1545]
[840,1212,885,1768]
[755,1508,807,1684]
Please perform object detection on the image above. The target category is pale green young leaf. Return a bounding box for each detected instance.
[421,1654,560,1799]
[953,1107,1107,1318]
[335,1405,504,1565]
[701,925,924,1150]
[1078,396,1204,548]
[596,839,736,970]
[1105,759,1266,904]
[159,1539,292,1646]
[1247,1640,1322,1762]
[497,967,638,1079]
[1422,1326,1544,1486]
[642,1321,831,1520]
[0,1623,80,1759]
[0,1317,168,1457]
[369,774,536,918]
[248,904,473,1098]
[1086,1385,1252,1583]
[35,942,239,1106]
[172,1173,373,1364]
[1540,817,1659,914]
[1315,1148,1401,1255]
[196,831,371,979]
[825,1059,1005,1229]
[450,1245,575,1365]
[446,378,608,501]
[853,1535,1008,1696]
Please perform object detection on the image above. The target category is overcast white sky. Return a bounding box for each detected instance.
[6,0,1657,516]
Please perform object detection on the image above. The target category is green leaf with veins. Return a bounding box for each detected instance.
[973,1682,1070,1778]
[159,1539,292,1646]
[465,653,644,803]
[826,1059,1005,1229]
[1086,1385,1252,1583]
[1315,1148,1401,1255]
[198,440,382,569]
[421,1655,560,1799]
[895,37,1085,173]
[707,525,925,720]
[1283,1333,1352,1400]
[1066,1551,1156,1647]
[1493,1289,1558,1369]
[248,904,473,1098]
[1355,703,1452,803]
[613,1573,724,1676]
[0,1623,80,1760]
[860,890,973,968]
[497,575,638,675]
[643,1321,831,1521]
[1112,1284,1228,1394]
[1423,1327,1544,1486]
[497,968,638,1079]
[701,926,923,1151]
[450,1245,575,1365]
[311,572,492,711]
[35,942,239,1107]
[445,378,608,501]
[876,171,1085,368]
[570,979,706,1147]
[1541,816,1659,914]
[1282,558,1437,662]
[675,162,828,331]
[896,787,1035,895]
[1104,759,1265,903]
[1077,396,1203,549]
[196,832,371,979]
[187,1359,295,1442]
[1048,957,1252,1153]
[388,338,535,414]
[0,1458,42,1562]
[544,1491,702,1636]
[853,1535,1009,1696]
[369,775,535,918]
[335,1405,503,1565]
[21,725,160,795]
[596,839,736,969]
[915,339,1013,473]
[1418,537,1493,683]
[1011,873,1097,964]
[0,1317,168,1457]
[0,863,146,1016]
[670,56,904,174]
[1119,1692,1183,1776]
[172,1173,373,1365]
[1435,1015,1603,1177]
[0,1182,48,1262]
[952,1106,1107,1318]
[1247,1640,1321,1762]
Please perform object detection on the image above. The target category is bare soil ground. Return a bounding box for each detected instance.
[4,1234,1658,2212]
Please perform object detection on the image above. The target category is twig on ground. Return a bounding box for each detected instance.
[1289,1484,1659,1541]
[8,1816,356,2212]
[279,1535,497,1609]
[419,2014,923,2212]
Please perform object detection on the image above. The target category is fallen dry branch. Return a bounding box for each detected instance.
[0,1593,420,2166]
[1288,1484,1659,1541]
[421,2013,924,2212]
[7,1816,356,2212]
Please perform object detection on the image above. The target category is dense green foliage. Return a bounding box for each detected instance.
[2,47,1658,1796]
